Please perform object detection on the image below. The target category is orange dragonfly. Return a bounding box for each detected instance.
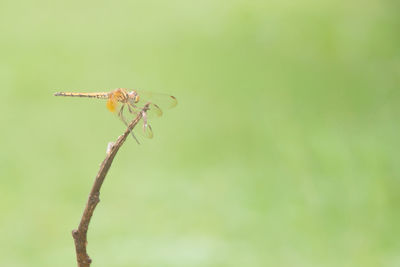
[54,88,177,143]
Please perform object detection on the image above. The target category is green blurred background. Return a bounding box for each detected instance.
[0,0,399,266]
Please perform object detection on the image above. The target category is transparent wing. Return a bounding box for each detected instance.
[140,111,154,138]
[115,90,177,141]
[129,109,154,140]
[134,90,177,139]
[135,90,178,117]
[117,103,155,141]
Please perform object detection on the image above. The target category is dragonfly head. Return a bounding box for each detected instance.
[128,90,140,103]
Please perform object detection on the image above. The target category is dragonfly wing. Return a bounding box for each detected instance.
[147,103,163,118]
[117,90,177,140]
[141,122,154,139]
[135,90,178,112]
[127,115,154,139]
[138,109,154,138]
[118,103,154,140]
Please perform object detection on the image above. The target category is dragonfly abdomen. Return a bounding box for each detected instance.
[54,92,109,99]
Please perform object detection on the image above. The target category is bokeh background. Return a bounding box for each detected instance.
[0,0,399,266]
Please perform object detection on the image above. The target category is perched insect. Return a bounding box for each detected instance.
[54,88,177,143]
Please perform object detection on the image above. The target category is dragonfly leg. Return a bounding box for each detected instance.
[117,104,125,120]
[127,102,154,138]
[118,104,140,144]
[127,103,138,114]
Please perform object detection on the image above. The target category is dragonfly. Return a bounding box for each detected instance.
[54,88,177,143]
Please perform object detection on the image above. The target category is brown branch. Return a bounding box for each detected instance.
[72,104,150,267]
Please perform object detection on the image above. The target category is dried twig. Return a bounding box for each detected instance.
[72,104,150,267]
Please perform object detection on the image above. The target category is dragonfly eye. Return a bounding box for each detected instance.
[128,91,140,103]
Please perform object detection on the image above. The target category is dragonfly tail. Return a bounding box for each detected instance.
[54,92,109,99]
